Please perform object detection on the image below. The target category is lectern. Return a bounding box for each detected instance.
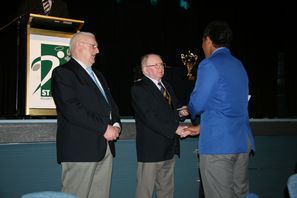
[25,14,84,116]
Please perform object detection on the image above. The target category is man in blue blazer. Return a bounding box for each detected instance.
[188,21,255,198]
[51,32,121,198]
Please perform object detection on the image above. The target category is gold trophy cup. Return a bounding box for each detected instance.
[181,50,198,80]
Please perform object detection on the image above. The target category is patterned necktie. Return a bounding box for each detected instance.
[42,0,51,15]
[87,67,109,103]
[158,82,172,106]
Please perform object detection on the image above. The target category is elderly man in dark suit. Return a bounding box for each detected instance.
[51,31,121,198]
[131,53,189,198]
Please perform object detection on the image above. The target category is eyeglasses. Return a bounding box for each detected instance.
[80,42,98,49]
[145,62,166,69]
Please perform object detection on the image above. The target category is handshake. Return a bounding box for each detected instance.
[176,125,200,138]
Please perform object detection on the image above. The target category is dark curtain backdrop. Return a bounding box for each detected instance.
[0,0,296,118]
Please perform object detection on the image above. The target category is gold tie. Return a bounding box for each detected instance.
[158,82,172,106]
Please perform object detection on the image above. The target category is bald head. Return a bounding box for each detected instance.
[141,53,165,81]
[69,32,99,66]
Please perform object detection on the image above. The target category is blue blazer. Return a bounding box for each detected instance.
[188,48,255,154]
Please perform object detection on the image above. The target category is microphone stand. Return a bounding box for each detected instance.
[0,4,39,117]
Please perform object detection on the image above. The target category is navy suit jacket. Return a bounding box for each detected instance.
[51,58,121,163]
[17,0,69,18]
[188,47,255,155]
[131,76,182,162]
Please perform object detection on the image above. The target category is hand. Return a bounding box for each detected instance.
[178,106,189,117]
[184,125,200,136]
[104,125,120,141]
[176,125,191,138]
[113,126,121,134]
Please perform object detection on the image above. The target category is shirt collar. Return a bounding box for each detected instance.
[145,75,162,88]
[73,57,90,71]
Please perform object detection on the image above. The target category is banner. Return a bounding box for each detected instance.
[26,34,70,115]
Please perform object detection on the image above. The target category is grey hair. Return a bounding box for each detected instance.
[69,31,95,51]
[140,53,162,69]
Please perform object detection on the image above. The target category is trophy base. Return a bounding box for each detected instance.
[187,74,195,81]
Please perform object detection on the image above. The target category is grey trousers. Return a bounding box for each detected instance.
[61,145,113,198]
[199,153,250,198]
[135,157,176,198]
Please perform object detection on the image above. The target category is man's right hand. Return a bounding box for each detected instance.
[104,125,120,141]
[184,125,200,136]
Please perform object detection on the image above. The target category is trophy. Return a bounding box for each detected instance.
[181,50,198,80]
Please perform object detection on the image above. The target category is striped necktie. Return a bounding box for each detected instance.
[42,0,51,15]
[87,67,109,103]
[158,82,172,106]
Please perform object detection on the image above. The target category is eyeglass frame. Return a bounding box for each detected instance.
[80,42,98,49]
[144,62,166,69]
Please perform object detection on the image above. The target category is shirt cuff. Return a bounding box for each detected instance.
[113,122,121,129]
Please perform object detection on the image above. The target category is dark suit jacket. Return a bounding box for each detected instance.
[17,0,69,19]
[131,76,182,162]
[51,58,121,163]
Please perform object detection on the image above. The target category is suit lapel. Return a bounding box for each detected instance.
[70,59,109,104]
[142,76,176,110]
[93,70,111,103]
[142,76,168,104]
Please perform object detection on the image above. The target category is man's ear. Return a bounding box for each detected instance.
[206,36,212,45]
[142,66,148,76]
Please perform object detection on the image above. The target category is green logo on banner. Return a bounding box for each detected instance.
[31,44,70,97]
